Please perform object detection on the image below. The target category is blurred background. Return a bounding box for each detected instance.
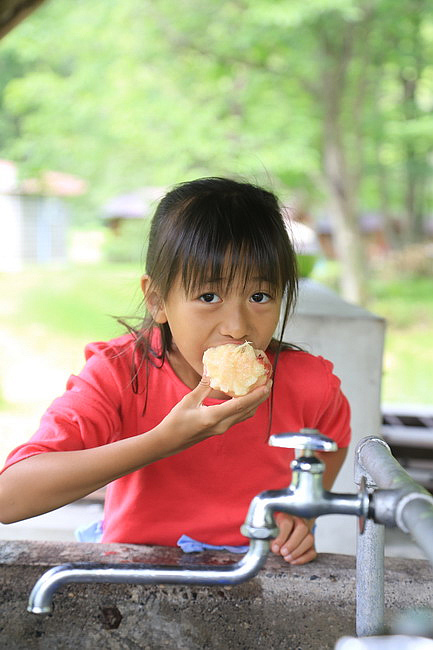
[0,0,432,500]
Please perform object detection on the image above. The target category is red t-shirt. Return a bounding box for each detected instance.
[3,333,350,545]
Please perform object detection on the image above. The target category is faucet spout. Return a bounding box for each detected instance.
[241,488,368,537]
[28,539,269,615]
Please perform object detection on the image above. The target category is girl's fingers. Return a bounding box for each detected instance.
[280,522,310,554]
[190,376,212,407]
[271,514,315,565]
[238,407,259,422]
[280,533,315,562]
[271,513,295,553]
[212,381,272,414]
[170,377,272,443]
[286,547,317,566]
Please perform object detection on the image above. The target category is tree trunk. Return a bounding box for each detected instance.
[400,3,425,243]
[316,16,369,305]
[323,115,368,305]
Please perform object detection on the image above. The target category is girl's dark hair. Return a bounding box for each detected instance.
[125,177,299,397]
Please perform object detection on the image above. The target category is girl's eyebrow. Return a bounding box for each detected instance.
[202,278,225,285]
[199,276,271,286]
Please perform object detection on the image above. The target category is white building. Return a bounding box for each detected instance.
[0,160,86,271]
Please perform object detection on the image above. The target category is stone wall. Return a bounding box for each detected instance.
[283,279,386,555]
[0,540,431,649]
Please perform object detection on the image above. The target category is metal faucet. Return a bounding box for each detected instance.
[241,429,370,540]
[28,429,369,615]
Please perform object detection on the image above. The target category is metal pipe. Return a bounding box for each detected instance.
[355,436,433,638]
[28,539,270,614]
[356,516,385,637]
[354,447,386,639]
[356,436,433,566]
[399,497,433,566]
[357,436,430,494]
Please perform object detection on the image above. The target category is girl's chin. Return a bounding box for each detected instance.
[167,350,203,389]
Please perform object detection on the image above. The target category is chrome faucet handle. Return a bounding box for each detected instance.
[269,428,338,453]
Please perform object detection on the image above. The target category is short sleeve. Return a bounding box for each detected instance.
[314,357,351,448]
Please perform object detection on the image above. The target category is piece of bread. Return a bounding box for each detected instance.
[202,341,272,397]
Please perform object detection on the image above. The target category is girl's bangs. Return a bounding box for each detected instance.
[180,231,288,297]
[150,179,297,307]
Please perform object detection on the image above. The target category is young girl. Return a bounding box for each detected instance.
[0,177,350,565]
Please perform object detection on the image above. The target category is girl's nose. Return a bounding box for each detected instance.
[219,305,250,340]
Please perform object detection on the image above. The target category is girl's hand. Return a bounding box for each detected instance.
[271,512,316,565]
[160,376,272,452]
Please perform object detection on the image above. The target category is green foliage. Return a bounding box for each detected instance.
[369,274,433,404]
[296,254,318,278]
[1,0,430,219]
[369,274,433,328]
[312,263,433,404]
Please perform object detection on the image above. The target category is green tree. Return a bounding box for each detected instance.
[1,0,432,302]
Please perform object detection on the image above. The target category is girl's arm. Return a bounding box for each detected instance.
[316,446,348,490]
[0,377,271,524]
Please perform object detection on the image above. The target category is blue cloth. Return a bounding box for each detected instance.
[75,520,104,543]
[74,523,248,552]
[177,534,249,554]
[75,524,314,548]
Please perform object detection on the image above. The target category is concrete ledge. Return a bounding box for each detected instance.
[0,541,431,649]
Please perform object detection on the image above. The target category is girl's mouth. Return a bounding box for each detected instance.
[209,339,252,348]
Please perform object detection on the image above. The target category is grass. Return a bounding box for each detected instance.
[368,275,433,405]
[0,263,143,418]
[312,260,433,405]
[0,264,141,341]
[0,263,431,407]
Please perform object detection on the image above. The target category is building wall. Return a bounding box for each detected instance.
[0,193,69,270]
[0,194,21,272]
[20,195,68,264]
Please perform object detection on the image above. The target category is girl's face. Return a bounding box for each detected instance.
[142,272,282,398]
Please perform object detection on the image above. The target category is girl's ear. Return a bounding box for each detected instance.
[141,275,167,323]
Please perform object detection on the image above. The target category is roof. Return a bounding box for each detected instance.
[102,187,166,219]
[0,159,87,197]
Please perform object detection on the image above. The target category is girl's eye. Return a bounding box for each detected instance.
[250,292,271,303]
[199,292,221,303]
